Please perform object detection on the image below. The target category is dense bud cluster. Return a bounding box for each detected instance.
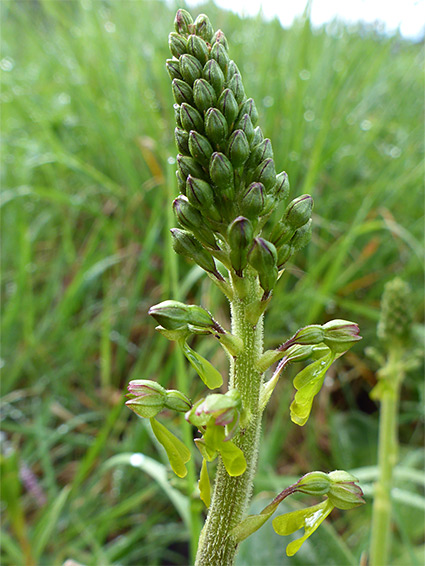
[167,9,313,295]
[377,277,413,346]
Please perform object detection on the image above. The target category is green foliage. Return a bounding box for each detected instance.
[1,0,423,564]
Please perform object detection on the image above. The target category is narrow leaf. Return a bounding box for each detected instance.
[180,340,223,389]
[150,418,191,478]
[199,458,211,508]
[272,499,334,556]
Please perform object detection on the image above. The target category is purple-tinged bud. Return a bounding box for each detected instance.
[239,98,259,126]
[174,9,193,35]
[226,60,240,80]
[276,244,293,269]
[270,220,293,248]
[194,14,214,41]
[176,154,205,180]
[168,32,187,58]
[273,171,290,201]
[165,390,192,412]
[247,138,273,168]
[149,299,216,331]
[188,131,213,166]
[328,471,365,510]
[171,228,221,277]
[186,389,241,436]
[217,88,239,126]
[227,130,250,167]
[202,60,225,96]
[180,103,204,133]
[210,42,229,73]
[187,34,209,65]
[166,58,183,80]
[174,127,190,155]
[228,73,245,104]
[179,54,203,86]
[252,158,276,192]
[251,126,264,146]
[193,78,217,113]
[234,113,254,145]
[173,195,218,249]
[126,380,166,418]
[249,237,278,294]
[228,216,254,276]
[284,194,313,229]
[322,320,362,353]
[205,108,228,145]
[212,29,229,51]
[172,78,193,105]
[209,152,234,190]
[240,182,265,219]
[186,176,214,210]
[290,219,312,251]
[173,103,182,127]
[290,325,325,346]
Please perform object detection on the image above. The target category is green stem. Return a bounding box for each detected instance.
[195,272,264,566]
[165,162,202,563]
[370,348,403,566]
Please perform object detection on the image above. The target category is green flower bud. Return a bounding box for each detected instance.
[290,325,325,345]
[194,14,214,41]
[270,220,293,248]
[186,389,241,433]
[179,53,203,86]
[296,471,331,496]
[227,60,240,80]
[174,127,190,155]
[377,278,413,346]
[328,471,365,510]
[176,170,186,194]
[174,9,193,35]
[202,59,225,96]
[285,194,313,229]
[227,129,250,167]
[173,103,182,127]
[193,78,217,113]
[210,152,234,191]
[290,219,312,251]
[165,389,192,412]
[149,300,215,332]
[187,34,209,65]
[240,182,265,218]
[212,29,229,51]
[172,78,193,105]
[173,195,218,249]
[239,98,259,125]
[168,32,187,58]
[322,320,362,353]
[228,73,245,104]
[176,154,205,180]
[234,113,254,145]
[170,228,221,276]
[249,237,278,294]
[273,171,290,201]
[247,138,273,168]
[186,175,214,210]
[166,58,183,80]
[180,103,204,133]
[251,126,264,146]
[276,244,293,269]
[188,131,214,166]
[210,42,229,73]
[217,88,239,126]
[126,379,167,418]
[252,158,276,191]
[228,216,254,276]
[205,107,229,145]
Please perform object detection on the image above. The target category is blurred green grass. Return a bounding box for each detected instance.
[1,0,424,564]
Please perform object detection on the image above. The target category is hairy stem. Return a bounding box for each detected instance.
[195,272,264,566]
[370,348,402,566]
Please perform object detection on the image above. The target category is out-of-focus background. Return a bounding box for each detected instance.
[1,0,424,564]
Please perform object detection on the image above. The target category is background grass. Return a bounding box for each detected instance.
[1,0,424,564]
